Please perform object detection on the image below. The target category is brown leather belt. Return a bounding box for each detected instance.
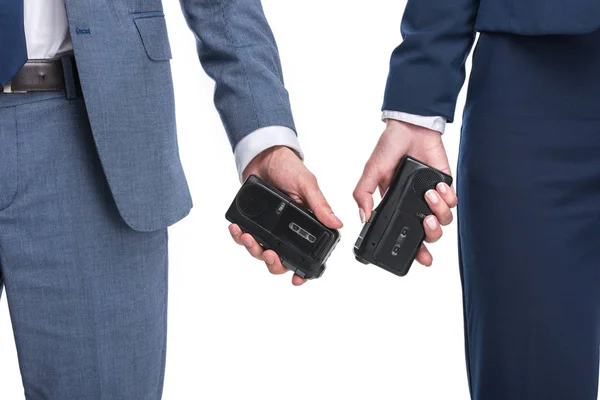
[0,56,80,99]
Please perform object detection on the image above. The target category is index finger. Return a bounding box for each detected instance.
[292,274,307,286]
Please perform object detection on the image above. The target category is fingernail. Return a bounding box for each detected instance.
[425,216,438,230]
[426,190,439,204]
[437,182,447,194]
[241,237,253,248]
[264,256,274,265]
[359,208,366,224]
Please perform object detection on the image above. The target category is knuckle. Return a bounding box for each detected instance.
[265,262,282,274]
[363,158,375,171]
[316,199,330,210]
[364,159,381,177]
[305,171,317,185]
[431,208,447,223]
[441,191,457,206]
[437,210,453,226]
[353,189,366,204]
[441,212,454,226]
[274,266,286,275]
[426,231,442,243]
[448,197,459,208]
[299,172,317,192]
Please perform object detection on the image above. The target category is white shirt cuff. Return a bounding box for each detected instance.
[234,126,304,182]
[382,110,446,134]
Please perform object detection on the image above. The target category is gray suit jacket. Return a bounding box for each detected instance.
[62,0,296,231]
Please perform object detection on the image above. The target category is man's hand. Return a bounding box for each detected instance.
[353,120,457,267]
[228,146,343,286]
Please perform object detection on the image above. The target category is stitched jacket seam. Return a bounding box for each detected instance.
[216,0,261,130]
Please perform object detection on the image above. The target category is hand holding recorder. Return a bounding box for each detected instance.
[353,120,457,268]
[228,146,343,286]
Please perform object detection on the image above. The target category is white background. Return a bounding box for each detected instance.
[0,1,471,398]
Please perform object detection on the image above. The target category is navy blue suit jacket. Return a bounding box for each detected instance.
[383,0,600,121]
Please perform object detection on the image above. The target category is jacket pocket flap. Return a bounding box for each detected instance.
[133,13,173,61]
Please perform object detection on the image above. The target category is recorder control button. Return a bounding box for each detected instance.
[359,222,371,238]
[368,210,377,223]
[282,259,303,278]
[281,259,293,270]
[355,222,371,249]
[354,237,363,249]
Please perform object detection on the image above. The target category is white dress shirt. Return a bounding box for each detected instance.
[23,0,303,180]
[24,0,73,59]
[381,110,446,134]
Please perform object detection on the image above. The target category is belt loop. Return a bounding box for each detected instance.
[2,81,13,94]
[61,55,79,100]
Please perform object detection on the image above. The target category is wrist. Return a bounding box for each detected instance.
[384,119,444,151]
[385,118,436,133]
[242,145,298,181]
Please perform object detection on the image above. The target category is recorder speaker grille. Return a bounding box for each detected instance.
[412,169,444,199]
[237,184,269,217]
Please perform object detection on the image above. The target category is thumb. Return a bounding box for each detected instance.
[353,166,379,223]
[299,175,343,229]
[424,148,452,177]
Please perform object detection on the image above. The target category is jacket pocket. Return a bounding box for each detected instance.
[133,12,173,61]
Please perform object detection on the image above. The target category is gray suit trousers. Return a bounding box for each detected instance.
[0,92,168,399]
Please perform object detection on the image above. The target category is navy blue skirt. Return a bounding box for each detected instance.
[458,30,600,400]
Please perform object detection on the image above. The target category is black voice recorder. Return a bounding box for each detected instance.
[353,156,453,277]
[226,175,340,279]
